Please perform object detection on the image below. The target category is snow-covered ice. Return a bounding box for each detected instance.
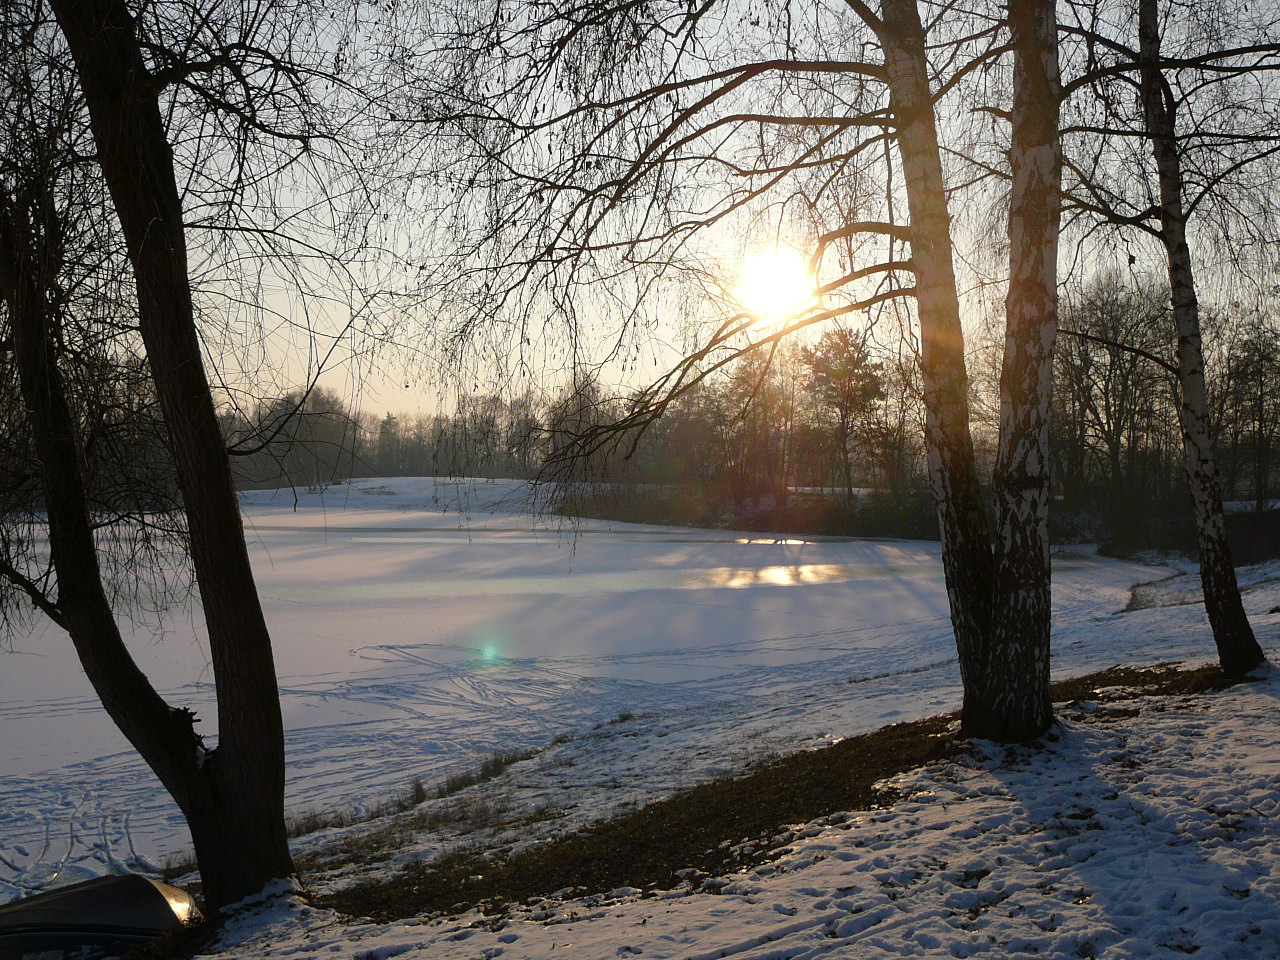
[2,477,1279,958]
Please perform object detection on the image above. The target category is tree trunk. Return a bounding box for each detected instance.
[839,419,856,504]
[1,191,205,815]
[1138,0,1265,677]
[879,0,997,727]
[49,0,296,910]
[878,0,1061,740]
[1254,380,1270,511]
[982,0,1061,741]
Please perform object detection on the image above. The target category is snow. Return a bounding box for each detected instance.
[206,668,1280,959]
[2,476,1279,957]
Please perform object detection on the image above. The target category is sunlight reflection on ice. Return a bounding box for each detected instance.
[702,564,867,588]
[261,562,938,601]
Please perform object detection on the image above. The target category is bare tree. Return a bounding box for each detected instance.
[1212,312,1280,510]
[1135,0,1266,674]
[410,0,1064,740]
[228,387,366,491]
[0,0,298,911]
[1055,275,1178,543]
[1058,0,1278,675]
[2,0,376,912]
[988,0,1063,739]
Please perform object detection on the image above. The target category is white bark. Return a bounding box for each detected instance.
[988,0,1061,741]
[1138,0,1264,676]
[879,0,996,721]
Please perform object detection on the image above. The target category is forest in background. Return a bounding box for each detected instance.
[222,274,1280,559]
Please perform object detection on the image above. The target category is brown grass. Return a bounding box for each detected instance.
[160,751,538,884]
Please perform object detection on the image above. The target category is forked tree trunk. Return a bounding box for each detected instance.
[880,0,997,726]
[48,0,296,911]
[984,0,1061,741]
[1138,0,1266,677]
[880,0,1060,741]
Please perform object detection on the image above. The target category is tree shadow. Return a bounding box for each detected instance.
[978,711,1280,957]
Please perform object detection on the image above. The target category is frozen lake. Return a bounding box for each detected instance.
[0,478,1186,896]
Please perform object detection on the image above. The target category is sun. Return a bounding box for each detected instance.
[735,246,816,324]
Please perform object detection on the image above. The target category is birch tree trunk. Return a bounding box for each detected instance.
[48,0,297,911]
[984,0,1061,740]
[1137,0,1266,677]
[877,0,1061,740]
[879,0,997,725]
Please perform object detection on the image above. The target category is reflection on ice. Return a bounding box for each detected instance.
[697,563,910,588]
[262,561,938,602]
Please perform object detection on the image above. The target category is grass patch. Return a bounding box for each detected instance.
[436,749,538,799]
[320,661,1240,922]
[160,854,198,885]
[322,713,958,920]
[160,751,539,885]
[1049,662,1238,701]
[291,751,539,874]
[293,795,520,875]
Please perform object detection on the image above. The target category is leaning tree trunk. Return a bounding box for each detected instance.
[49,0,296,911]
[879,0,998,730]
[1,192,211,826]
[1138,0,1266,677]
[984,0,1061,742]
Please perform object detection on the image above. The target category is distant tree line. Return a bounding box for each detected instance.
[229,278,1280,555]
[1050,277,1280,558]
[220,388,545,490]
[216,326,930,530]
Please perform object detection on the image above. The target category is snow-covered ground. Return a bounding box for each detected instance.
[2,477,1279,957]
[216,668,1280,959]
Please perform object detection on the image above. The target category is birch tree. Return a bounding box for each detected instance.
[988,0,1062,737]
[1059,0,1279,676]
[411,0,1063,740]
[1135,0,1267,675]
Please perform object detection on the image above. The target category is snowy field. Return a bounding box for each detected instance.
[2,477,1279,956]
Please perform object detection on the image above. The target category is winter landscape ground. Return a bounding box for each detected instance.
[2,477,1279,958]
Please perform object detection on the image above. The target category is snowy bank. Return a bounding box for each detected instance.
[208,667,1280,959]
